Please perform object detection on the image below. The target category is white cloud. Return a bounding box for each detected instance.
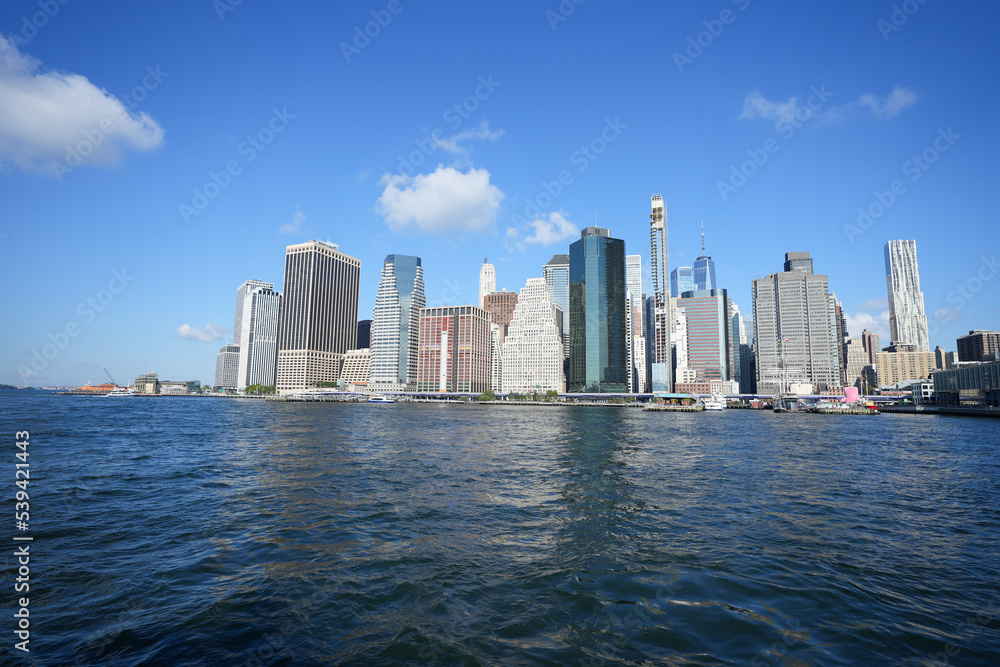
[432,120,504,155]
[740,86,919,128]
[278,207,306,234]
[0,36,164,175]
[739,91,799,125]
[175,323,226,342]
[505,211,579,253]
[376,165,504,235]
[356,169,371,182]
[844,307,890,341]
[934,308,960,323]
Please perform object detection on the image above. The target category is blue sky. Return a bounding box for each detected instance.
[2,0,998,386]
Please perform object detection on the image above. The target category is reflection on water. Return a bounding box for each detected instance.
[3,393,999,666]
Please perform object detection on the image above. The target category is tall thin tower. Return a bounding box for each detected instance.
[479,258,496,309]
[649,195,672,392]
[371,255,426,392]
[884,240,930,351]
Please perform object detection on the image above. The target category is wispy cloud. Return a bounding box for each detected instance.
[278,206,306,234]
[844,306,890,341]
[175,322,226,342]
[505,211,579,253]
[0,35,164,175]
[740,91,800,125]
[376,165,504,236]
[740,86,919,129]
[432,119,504,155]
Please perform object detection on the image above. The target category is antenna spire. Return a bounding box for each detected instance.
[701,221,706,255]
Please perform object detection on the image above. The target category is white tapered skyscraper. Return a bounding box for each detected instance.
[885,240,930,351]
[648,195,672,392]
[479,258,496,309]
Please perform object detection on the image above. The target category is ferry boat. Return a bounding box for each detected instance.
[367,394,395,403]
[703,394,726,411]
[106,386,135,397]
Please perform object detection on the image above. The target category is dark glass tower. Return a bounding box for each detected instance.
[569,226,627,393]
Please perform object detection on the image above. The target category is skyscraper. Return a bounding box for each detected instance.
[625,254,646,393]
[502,278,564,394]
[237,282,281,390]
[543,254,570,358]
[692,222,717,292]
[483,290,519,337]
[276,241,360,394]
[625,255,643,326]
[234,279,272,346]
[670,267,694,298]
[957,330,1000,361]
[648,195,672,392]
[356,319,371,349]
[569,226,627,393]
[752,252,841,394]
[675,288,733,382]
[885,240,930,351]
[370,254,425,392]
[416,305,491,393]
[479,258,496,309]
[214,344,240,390]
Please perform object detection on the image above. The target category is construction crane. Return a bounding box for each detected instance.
[100,364,125,389]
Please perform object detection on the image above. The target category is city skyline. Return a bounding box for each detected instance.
[3,1,999,386]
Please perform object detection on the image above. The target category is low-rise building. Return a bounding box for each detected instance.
[339,348,371,388]
[134,372,159,395]
[932,361,1000,407]
[875,350,940,387]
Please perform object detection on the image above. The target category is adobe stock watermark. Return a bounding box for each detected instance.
[179,107,295,223]
[922,594,999,666]
[426,278,467,309]
[673,0,752,73]
[4,0,71,48]
[51,65,169,182]
[510,117,628,227]
[717,84,832,202]
[878,0,931,41]
[340,0,414,64]
[843,126,959,243]
[395,74,501,178]
[545,0,587,31]
[926,253,998,338]
[16,269,134,383]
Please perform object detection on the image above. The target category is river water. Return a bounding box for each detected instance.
[3,393,999,665]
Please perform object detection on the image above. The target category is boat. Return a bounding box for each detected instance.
[367,394,395,403]
[106,386,135,397]
[703,394,726,411]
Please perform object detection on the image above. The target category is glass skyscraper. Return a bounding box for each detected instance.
[569,226,627,393]
[693,223,717,291]
[671,266,694,297]
[370,254,425,392]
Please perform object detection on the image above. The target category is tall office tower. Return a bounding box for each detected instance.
[569,226,627,393]
[884,240,930,351]
[676,289,734,381]
[648,195,672,391]
[237,284,281,390]
[752,252,841,394]
[489,323,503,392]
[862,329,881,363]
[671,267,694,298]
[234,279,272,346]
[479,258,496,309]
[783,252,814,274]
[214,344,240,390]
[957,330,1000,361]
[828,292,847,385]
[692,222,718,291]
[844,338,868,387]
[483,290,519,341]
[625,255,644,326]
[502,278,564,394]
[356,319,372,349]
[673,301,690,380]
[370,254,425,392]
[276,241,361,394]
[731,304,748,392]
[543,254,571,358]
[644,295,657,389]
[416,305,491,393]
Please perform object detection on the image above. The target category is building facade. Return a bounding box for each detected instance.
[875,350,940,386]
[752,252,841,394]
[416,306,491,393]
[957,330,1000,362]
[569,226,627,393]
[933,361,1000,407]
[483,290,519,336]
[885,240,930,351]
[502,278,564,394]
[356,319,371,349]
[237,283,281,390]
[276,241,361,394]
[370,254,425,392]
[670,267,694,298]
[339,348,371,389]
[676,289,734,382]
[543,254,570,358]
[648,195,672,391]
[214,344,240,390]
[479,258,496,309]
